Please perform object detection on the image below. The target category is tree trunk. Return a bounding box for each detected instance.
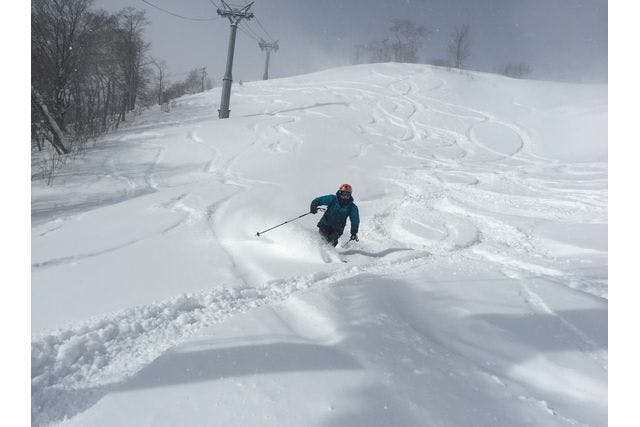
[102,79,112,132]
[31,87,69,154]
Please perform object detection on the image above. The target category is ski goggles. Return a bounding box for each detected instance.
[338,190,351,198]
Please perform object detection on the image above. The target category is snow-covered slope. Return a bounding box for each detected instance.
[31,63,607,426]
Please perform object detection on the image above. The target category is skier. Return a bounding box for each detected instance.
[310,183,360,247]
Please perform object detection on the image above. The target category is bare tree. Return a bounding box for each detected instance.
[389,19,431,63]
[31,0,154,140]
[366,39,394,62]
[205,76,215,91]
[448,24,472,69]
[31,0,157,182]
[495,63,533,79]
[183,68,205,94]
[430,58,450,68]
[352,44,367,65]
[113,7,151,121]
[31,87,69,154]
[31,0,98,150]
[150,58,168,105]
[159,66,215,106]
[353,18,430,65]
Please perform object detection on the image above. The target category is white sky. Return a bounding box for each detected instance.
[94,0,608,84]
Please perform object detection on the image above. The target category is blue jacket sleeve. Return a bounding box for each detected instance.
[349,204,360,235]
[310,195,335,212]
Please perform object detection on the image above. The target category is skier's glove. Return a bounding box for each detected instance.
[311,207,317,214]
[350,234,359,242]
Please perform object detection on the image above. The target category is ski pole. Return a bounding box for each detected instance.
[342,235,358,248]
[256,208,324,237]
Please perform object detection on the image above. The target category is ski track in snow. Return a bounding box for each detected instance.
[31,64,607,425]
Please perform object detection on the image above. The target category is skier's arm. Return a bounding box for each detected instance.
[349,205,360,235]
[310,195,334,213]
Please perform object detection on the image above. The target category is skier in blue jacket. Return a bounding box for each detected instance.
[310,183,360,247]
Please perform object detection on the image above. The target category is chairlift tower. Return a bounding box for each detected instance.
[258,39,279,80]
[217,1,254,119]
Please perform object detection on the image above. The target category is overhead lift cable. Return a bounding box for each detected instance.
[141,0,217,21]
[254,15,275,42]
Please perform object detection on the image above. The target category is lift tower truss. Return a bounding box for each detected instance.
[217,1,254,118]
[258,39,279,80]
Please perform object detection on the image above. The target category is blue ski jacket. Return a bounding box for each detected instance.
[310,193,359,236]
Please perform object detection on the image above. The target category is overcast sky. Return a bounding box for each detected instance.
[94,0,607,84]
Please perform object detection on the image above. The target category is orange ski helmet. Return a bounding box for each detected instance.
[338,183,352,193]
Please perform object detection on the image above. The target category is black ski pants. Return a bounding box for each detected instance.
[318,225,342,247]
